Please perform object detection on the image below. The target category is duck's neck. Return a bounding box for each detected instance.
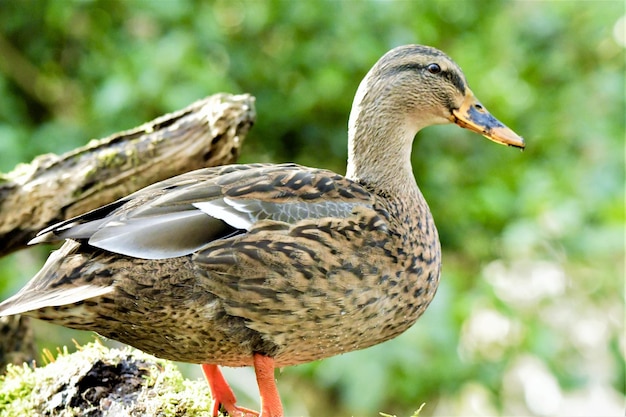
[346,100,423,197]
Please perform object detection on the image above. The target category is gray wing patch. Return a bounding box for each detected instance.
[88,209,230,259]
[194,197,370,229]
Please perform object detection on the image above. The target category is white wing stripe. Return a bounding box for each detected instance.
[193,199,254,230]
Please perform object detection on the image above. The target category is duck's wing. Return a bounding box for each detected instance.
[30,163,375,260]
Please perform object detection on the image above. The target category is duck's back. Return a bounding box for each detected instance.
[0,163,441,367]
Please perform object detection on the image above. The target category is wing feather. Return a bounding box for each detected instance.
[29,163,375,260]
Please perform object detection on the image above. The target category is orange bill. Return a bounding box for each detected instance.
[450,90,525,149]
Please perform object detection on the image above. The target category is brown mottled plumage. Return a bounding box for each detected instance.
[0,45,524,417]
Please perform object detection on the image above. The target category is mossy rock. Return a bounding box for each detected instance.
[0,340,215,417]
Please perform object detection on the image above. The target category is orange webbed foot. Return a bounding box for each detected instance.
[202,354,284,417]
[202,364,258,416]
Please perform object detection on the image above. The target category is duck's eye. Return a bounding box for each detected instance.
[426,63,441,74]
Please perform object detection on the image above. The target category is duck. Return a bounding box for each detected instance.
[0,44,524,417]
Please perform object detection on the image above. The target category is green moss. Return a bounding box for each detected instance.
[0,363,37,416]
[125,149,140,169]
[0,340,216,417]
[379,403,425,417]
[96,148,126,169]
[81,165,98,181]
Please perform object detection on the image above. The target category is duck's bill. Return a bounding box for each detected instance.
[450,92,525,149]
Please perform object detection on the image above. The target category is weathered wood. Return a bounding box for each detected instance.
[0,93,255,257]
[0,315,36,374]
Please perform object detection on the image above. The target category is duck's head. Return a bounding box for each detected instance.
[348,44,524,152]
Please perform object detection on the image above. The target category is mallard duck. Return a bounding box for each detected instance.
[0,44,524,417]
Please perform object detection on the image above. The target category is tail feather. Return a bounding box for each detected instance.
[0,240,113,317]
[0,285,113,317]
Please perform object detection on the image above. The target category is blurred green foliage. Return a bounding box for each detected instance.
[0,1,624,416]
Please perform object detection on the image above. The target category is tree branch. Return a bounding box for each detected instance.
[0,93,256,257]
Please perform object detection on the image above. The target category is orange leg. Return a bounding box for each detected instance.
[202,363,259,417]
[202,355,283,417]
[253,354,283,417]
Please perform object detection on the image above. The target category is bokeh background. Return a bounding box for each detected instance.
[0,1,624,416]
